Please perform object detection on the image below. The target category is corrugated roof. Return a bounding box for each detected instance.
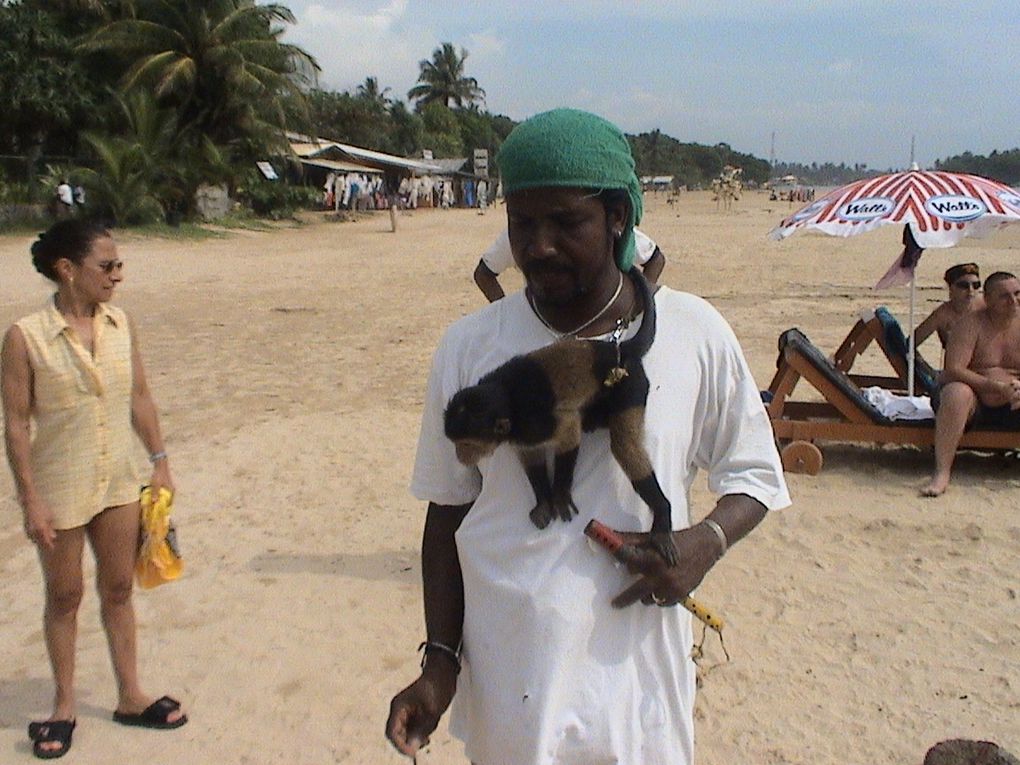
[299,158,383,174]
[289,134,443,174]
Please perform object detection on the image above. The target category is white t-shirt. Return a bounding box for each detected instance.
[411,288,790,765]
[481,228,659,274]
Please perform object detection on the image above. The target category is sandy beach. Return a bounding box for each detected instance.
[1,191,1017,764]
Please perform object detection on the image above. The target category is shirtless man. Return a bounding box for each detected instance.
[922,271,1020,497]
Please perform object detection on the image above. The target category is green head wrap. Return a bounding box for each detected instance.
[496,108,644,271]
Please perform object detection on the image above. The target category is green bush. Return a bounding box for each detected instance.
[238,176,319,219]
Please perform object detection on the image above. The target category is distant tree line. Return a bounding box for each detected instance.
[628,129,771,188]
[772,149,1020,188]
[933,149,1020,186]
[769,161,887,187]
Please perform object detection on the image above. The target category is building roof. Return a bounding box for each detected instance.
[288,133,443,175]
[299,157,383,174]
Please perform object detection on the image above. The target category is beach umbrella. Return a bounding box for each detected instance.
[768,169,1020,394]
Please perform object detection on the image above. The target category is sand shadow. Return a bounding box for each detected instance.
[246,549,417,582]
[813,442,1020,487]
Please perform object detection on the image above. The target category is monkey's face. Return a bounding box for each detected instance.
[444,385,512,465]
[453,438,499,466]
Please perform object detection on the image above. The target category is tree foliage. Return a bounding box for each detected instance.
[934,149,1020,186]
[628,131,771,187]
[0,1,107,189]
[80,0,319,161]
[407,43,485,110]
[771,160,884,186]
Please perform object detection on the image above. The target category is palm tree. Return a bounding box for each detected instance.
[81,0,319,153]
[407,43,485,109]
[356,76,391,110]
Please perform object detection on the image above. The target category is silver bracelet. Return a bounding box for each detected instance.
[702,518,728,557]
[418,640,462,674]
[148,451,168,464]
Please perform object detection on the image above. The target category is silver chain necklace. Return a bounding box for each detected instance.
[526,271,624,339]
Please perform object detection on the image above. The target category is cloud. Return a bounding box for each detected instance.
[283,1,427,94]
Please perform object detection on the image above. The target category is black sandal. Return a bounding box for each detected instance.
[27,719,76,760]
[112,696,188,729]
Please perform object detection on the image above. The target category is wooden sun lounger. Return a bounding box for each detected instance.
[831,306,940,397]
[765,328,1020,474]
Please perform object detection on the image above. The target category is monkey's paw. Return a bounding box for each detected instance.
[551,494,579,523]
[529,502,554,529]
[650,532,679,567]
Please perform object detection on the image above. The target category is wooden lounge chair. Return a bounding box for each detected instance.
[831,306,940,397]
[765,327,1020,474]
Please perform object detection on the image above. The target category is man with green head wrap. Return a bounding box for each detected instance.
[387,108,789,765]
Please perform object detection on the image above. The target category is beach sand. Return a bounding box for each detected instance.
[1,192,1017,763]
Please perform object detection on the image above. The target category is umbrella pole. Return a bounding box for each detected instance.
[908,276,916,397]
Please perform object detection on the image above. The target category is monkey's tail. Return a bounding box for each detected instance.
[619,267,656,360]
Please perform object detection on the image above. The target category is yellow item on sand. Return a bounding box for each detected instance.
[136,486,183,589]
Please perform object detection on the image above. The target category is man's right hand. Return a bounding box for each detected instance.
[385,664,458,757]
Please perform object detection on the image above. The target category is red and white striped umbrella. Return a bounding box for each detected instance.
[769,170,1020,248]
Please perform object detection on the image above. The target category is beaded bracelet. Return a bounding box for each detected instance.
[418,640,461,674]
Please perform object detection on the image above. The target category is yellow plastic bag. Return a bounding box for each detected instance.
[136,486,183,589]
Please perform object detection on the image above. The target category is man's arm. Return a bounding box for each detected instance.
[473,259,505,302]
[386,501,471,757]
[940,314,1014,402]
[912,305,943,348]
[640,247,666,285]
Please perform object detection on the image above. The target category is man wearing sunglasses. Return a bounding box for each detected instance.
[923,271,1020,497]
[913,263,985,352]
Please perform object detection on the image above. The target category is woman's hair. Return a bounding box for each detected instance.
[30,219,110,282]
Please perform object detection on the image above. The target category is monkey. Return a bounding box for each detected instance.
[443,267,678,566]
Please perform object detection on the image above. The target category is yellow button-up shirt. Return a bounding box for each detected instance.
[16,297,143,529]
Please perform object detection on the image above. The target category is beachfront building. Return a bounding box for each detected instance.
[289,133,443,211]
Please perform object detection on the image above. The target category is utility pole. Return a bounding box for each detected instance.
[909,135,916,169]
[769,131,776,169]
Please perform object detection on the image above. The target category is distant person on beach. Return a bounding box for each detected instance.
[913,263,985,353]
[922,271,1020,497]
[1,220,187,758]
[385,108,789,765]
[473,226,666,302]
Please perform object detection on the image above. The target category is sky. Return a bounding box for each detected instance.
[279,1,1019,170]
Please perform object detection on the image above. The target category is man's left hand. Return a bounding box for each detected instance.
[609,524,719,608]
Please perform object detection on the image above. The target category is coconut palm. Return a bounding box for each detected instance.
[356,76,391,110]
[407,43,485,109]
[81,0,319,155]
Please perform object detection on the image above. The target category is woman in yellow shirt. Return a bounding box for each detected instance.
[1,220,187,759]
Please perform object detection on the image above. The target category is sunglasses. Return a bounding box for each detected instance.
[96,259,124,274]
[953,279,981,290]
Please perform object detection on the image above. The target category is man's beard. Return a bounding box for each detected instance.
[523,260,591,305]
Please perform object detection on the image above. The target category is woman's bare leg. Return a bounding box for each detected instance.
[36,527,86,752]
[87,501,182,722]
